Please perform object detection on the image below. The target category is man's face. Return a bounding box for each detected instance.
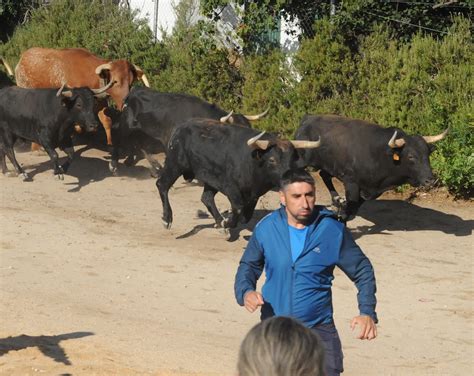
[280,181,316,226]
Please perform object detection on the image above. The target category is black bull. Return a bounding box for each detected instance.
[109,86,269,174]
[0,85,106,180]
[295,114,448,221]
[156,119,320,235]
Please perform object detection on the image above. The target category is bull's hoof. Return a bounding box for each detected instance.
[162,219,172,230]
[332,195,346,206]
[149,168,159,178]
[19,172,30,181]
[109,162,118,176]
[218,227,231,240]
[60,164,69,174]
[124,156,136,167]
[54,173,64,181]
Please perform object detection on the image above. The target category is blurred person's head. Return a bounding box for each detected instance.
[237,316,325,376]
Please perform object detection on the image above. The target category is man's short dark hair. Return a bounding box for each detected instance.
[280,168,315,191]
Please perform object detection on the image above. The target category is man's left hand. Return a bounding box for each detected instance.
[350,315,377,340]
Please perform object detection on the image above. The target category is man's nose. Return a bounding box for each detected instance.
[302,197,310,208]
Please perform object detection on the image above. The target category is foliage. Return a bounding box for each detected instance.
[0,0,37,43]
[154,0,244,111]
[200,0,473,53]
[240,49,299,135]
[291,20,354,117]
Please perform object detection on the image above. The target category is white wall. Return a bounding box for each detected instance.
[128,0,300,51]
[129,0,177,40]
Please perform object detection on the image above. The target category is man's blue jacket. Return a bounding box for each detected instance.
[234,205,378,327]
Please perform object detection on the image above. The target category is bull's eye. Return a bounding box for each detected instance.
[268,156,277,164]
[75,102,82,109]
[407,154,416,163]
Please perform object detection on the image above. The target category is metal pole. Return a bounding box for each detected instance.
[330,0,336,17]
[153,0,159,42]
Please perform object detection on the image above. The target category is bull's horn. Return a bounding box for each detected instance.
[1,58,13,76]
[95,63,112,75]
[133,64,151,87]
[56,83,66,97]
[388,131,406,149]
[220,110,234,123]
[244,107,270,121]
[56,83,73,98]
[290,138,321,149]
[92,80,116,95]
[247,131,270,149]
[140,74,150,87]
[423,128,449,144]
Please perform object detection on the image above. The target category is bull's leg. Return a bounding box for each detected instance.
[109,144,120,175]
[223,188,245,230]
[98,108,113,147]
[242,198,259,223]
[42,144,64,180]
[201,184,224,228]
[156,165,181,229]
[59,139,74,173]
[31,142,43,153]
[0,149,9,175]
[320,170,344,207]
[342,182,363,222]
[4,145,29,180]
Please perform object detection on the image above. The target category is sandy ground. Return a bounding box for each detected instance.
[0,146,473,376]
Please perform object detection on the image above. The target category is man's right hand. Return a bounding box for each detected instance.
[243,291,264,313]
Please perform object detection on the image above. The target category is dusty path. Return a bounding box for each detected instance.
[0,148,473,375]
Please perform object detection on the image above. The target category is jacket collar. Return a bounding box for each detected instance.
[275,205,339,260]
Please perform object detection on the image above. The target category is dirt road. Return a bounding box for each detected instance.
[1,147,472,375]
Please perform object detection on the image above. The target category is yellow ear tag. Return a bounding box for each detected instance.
[393,153,400,161]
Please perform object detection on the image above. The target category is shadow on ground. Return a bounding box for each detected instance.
[351,199,473,240]
[0,331,94,365]
[175,208,272,242]
[14,146,155,192]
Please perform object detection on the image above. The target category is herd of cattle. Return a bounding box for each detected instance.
[0,47,448,233]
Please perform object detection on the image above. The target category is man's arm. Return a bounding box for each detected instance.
[337,227,378,339]
[234,232,265,308]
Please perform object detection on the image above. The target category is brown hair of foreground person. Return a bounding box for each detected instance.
[237,316,325,376]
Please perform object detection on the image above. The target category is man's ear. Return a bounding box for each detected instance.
[279,190,286,206]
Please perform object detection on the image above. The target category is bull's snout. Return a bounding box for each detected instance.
[422,176,436,187]
[85,122,100,132]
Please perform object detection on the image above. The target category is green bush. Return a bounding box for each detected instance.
[156,19,243,111]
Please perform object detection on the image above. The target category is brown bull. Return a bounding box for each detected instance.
[15,47,150,149]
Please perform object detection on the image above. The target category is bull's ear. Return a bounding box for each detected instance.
[60,95,76,108]
[251,148,267,161]
[60,97,70,107]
